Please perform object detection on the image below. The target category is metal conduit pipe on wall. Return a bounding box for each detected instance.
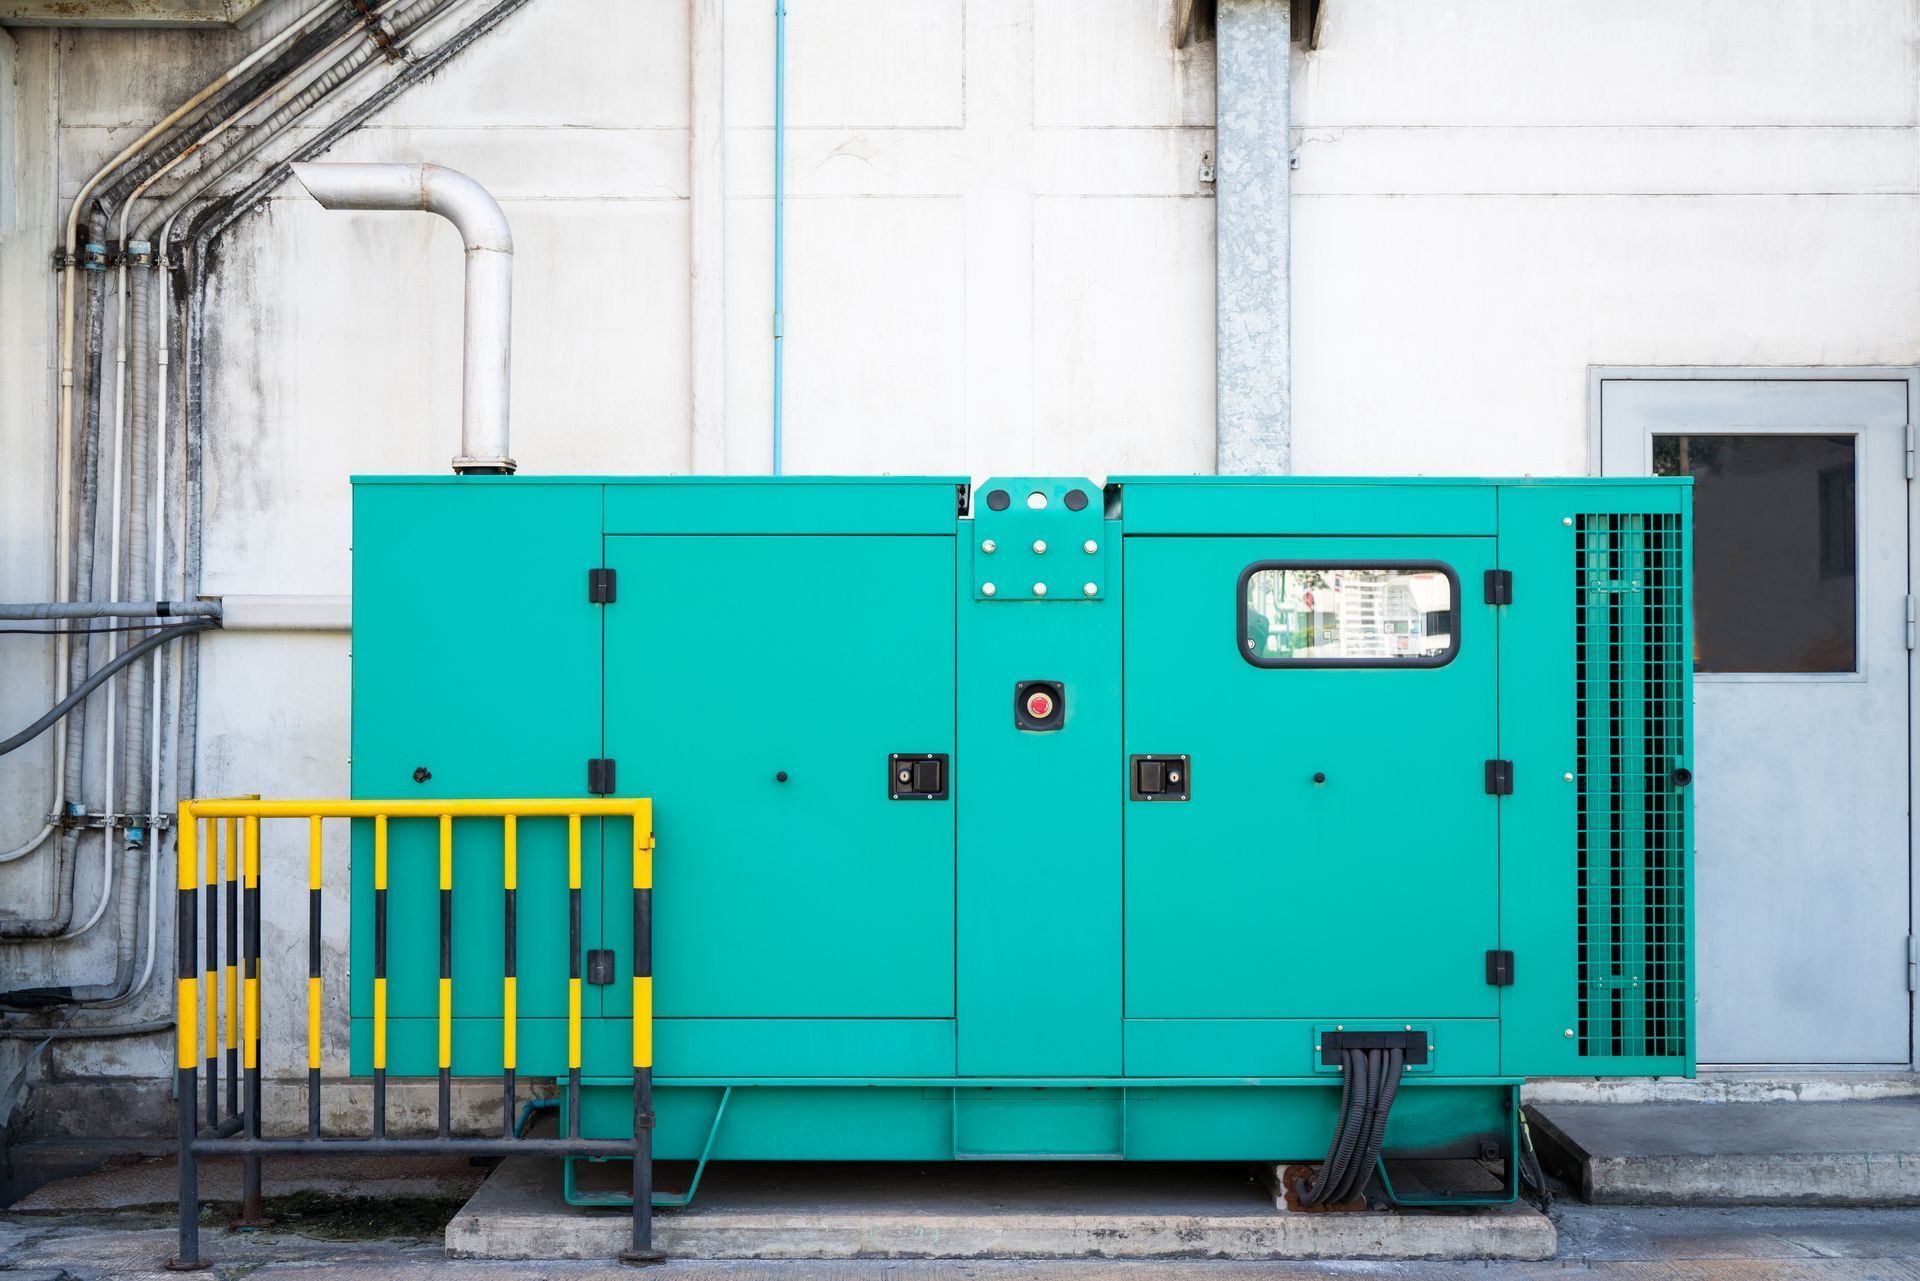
[126,4,466,975]
[108,2,410,871]
[1,4,361,969]
[133,0,443,243]
[55,17,363,966]
[3,0,352,868]
[0,602,221,620]
[770,0,786,475]
[157,8,537,1002]
[2,2,383,949]
[0,1,494,1006]
[0,7,538,1082]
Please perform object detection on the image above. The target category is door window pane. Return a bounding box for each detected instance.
[1652,433,1856,673]
[1241,563,1458,667]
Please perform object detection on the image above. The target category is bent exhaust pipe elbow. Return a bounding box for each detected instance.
[291,162,515,475]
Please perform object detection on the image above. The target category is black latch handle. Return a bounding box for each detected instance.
[888,753,948,800]
[1131,754,1190,801]
[1486,950,1516,987]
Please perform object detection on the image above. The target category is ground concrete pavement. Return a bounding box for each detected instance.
[5,1198,1920,1279]
[1529,1099,1920,1206]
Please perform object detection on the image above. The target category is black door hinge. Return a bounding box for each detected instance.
[587,758,616,795]
[1484,759,1514,795]
[1486,949,1515,987]
[588,568,617,604]
[586,949,616,985]
[1484,569,1513,605]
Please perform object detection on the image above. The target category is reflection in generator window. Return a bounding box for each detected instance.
[1242,564,1457,667]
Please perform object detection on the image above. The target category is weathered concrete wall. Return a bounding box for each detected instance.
[1289,0,1920,475]
[0,0,1915,1129]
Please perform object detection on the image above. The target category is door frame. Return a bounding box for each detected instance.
[1588,365,1918,1072]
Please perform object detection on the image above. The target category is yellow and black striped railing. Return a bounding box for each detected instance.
[169,797,660,1272]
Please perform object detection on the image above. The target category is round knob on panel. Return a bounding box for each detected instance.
[1312,771,1326,784]
[412,766,432,784]
[779,771,791,783]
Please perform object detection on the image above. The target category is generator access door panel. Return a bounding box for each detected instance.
[602,535,956,1018]
[1124,536,1501,1019]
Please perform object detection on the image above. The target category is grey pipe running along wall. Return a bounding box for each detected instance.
[0,0,533,1025]
[1214,0,1293,475]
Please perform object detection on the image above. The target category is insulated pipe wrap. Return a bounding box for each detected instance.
[289,162,514,474]
[0,601,221,620]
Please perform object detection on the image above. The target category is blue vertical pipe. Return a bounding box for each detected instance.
[771,0,787,475]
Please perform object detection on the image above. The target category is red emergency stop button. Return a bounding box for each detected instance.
[1014,680,1065,731]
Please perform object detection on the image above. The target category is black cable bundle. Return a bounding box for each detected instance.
[1299,1045,1405,1206]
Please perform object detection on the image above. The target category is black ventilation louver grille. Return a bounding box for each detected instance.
[1573,513,1688,1063]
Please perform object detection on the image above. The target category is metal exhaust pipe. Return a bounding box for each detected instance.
[290,162,516,474]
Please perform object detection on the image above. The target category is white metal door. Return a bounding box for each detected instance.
[1599,374,1911,1066]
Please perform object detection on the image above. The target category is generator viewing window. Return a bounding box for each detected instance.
[1238,562,1459,668]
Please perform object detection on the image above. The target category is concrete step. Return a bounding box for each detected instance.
[7,1150,487,1213]
[446,1157,1555,1261]
[1528,1099,1920,1206]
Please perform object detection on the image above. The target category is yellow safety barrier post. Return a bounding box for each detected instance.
[566,813,583,1140]
[168,803,205,1272]
[236,814,266,1228]
[372,813,388,1138]
[167,798,655,1272]
[501,814,518,1138]
[621,816,663,1265]
[307,815,323,1138]
[437,815,454,1140]
[200,816,218,1127]
[222,815,238,1122]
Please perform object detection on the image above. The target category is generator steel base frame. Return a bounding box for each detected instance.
[557,1079,1524,1208]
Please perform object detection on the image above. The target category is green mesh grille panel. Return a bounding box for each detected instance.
[1574,513,1687,1062]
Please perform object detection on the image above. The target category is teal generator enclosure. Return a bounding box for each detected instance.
[349,474,1693,1205]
